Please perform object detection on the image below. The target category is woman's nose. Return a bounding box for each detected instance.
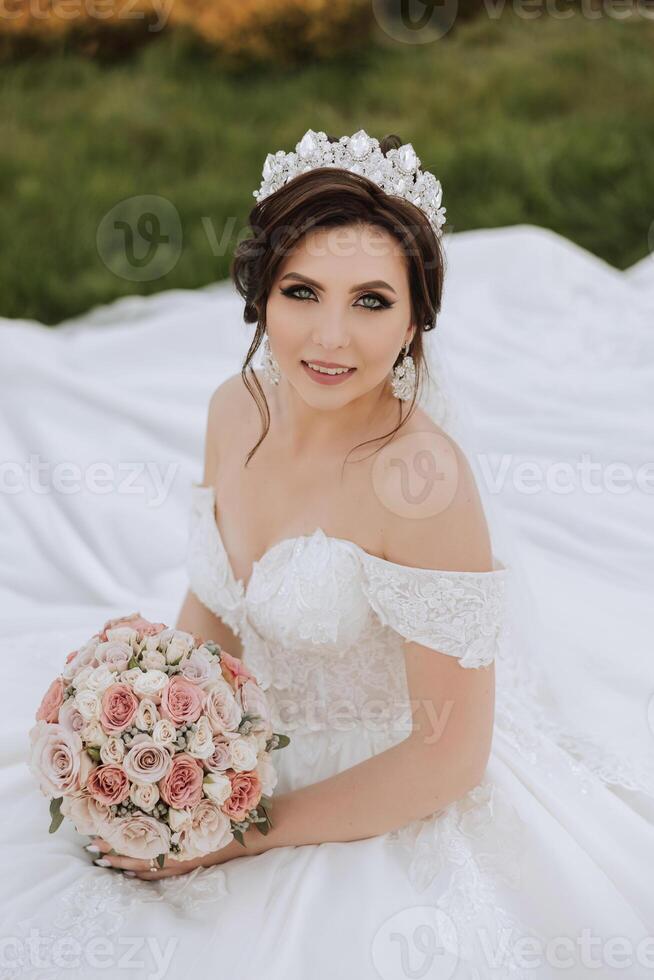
[312,315,351,350]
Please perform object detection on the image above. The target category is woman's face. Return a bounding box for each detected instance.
[264,223,415,409]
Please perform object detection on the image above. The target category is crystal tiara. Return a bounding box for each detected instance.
[252,128,446,238]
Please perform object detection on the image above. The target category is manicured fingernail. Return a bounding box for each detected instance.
[85,844,101,854]
[93,858,112,867]
[123,871,136,877]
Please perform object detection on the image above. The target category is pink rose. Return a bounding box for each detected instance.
[61,791,114,837]
[87,764,130,806]
[100,612,168,641]
[36,677,65,724]
[28,721,83,797]
[222,770,262,822]
[203,734,237,773]
[101,683,139,733]
[123,736,172,784]
[174,800,233,861]
[58,698,85,735]
[158,753,204,809]
[160,676,204,725]
[220,651,256,689]
[65,649,78,664]
[104,813,171,860]
[237,679,272,733]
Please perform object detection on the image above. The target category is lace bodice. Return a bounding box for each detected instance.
[186,484,508,743]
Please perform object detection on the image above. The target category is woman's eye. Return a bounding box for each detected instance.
[281,285,390,312]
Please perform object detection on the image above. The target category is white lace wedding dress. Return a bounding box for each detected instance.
[4,481,653,980]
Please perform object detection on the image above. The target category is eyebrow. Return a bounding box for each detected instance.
[279,272,397,296]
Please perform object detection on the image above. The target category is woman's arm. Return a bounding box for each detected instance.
[252,644,494,851]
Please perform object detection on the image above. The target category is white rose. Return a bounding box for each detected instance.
[257,751,278,796]
[133,670,168,702]
[129,781,160,812]
[135,698,159,731]
[152,718,177,748]
[142,650,166,670]
[229,735,259,772]
[75,688,101,722]
[143,634,166,654]
[167,807,192,833]
[120,667,144,688]
[100,735,125,765]
[94,640,132,672]
[71,665,94,690]
[202,772,232,806]
[165,630,196,665]
[205,680,242,735]
[180,649,221,688]
[105,626,139,645]
[186,716,215,760]
[81,720,108,747]
[62,640,100,683]
[84,664,117,695]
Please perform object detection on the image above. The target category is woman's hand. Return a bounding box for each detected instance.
[87,831,264,880]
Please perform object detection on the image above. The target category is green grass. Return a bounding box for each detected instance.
[1,10,653,325]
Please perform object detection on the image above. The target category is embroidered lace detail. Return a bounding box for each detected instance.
[384,780,538,979]
[4,866,229,980]
[358,553,508,668]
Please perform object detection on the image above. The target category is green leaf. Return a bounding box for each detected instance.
[86,746,101,762]
[127,656,140,670]
[271,733,290,749]
[232,829,245,847]
[156,853,166,869]
[49,797,63,834]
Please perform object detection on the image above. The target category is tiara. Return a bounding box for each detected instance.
[252,128,446,238]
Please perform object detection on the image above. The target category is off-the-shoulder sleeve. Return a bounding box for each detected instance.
[359,552,508,668]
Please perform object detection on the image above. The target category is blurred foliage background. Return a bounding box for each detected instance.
[1,0,653,324]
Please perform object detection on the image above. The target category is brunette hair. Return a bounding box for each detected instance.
[230,132,447,471]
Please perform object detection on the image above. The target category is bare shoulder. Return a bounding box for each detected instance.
[379,408,493,573]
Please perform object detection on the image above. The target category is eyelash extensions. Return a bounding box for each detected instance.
[280,284,394,312]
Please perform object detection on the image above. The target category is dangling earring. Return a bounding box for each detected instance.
[260,334,281,386]
[391,341,416,401]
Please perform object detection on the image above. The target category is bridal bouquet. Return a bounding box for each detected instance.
[28,612,289,868]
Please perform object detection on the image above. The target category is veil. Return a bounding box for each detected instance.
[417,323,654,806]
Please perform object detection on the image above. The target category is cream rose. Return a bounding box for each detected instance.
[167,807,192,833]
[28,721,83,797]
[142,649,166,671]
[61,792,113,837]
[75,688,101,722]
[123,736,172,784]
[100,735,125,765]
[179,650,221,688]
[152,718,177,748]
[204,680,241,735]
[175,800,233,861]
[257,751,278,796]
[129,781,160,812]
[80,720,108,747]
[228,735,259,773]
[185,716,215,760]
[84,664,118,695]
[135,698,159,731]
[133,670,169,703]
[94,640,132,673]
[104,813,171,860]
[164,630,196,665]
[202,772,232,806]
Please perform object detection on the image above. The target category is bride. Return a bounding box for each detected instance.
[33,130,654,979]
